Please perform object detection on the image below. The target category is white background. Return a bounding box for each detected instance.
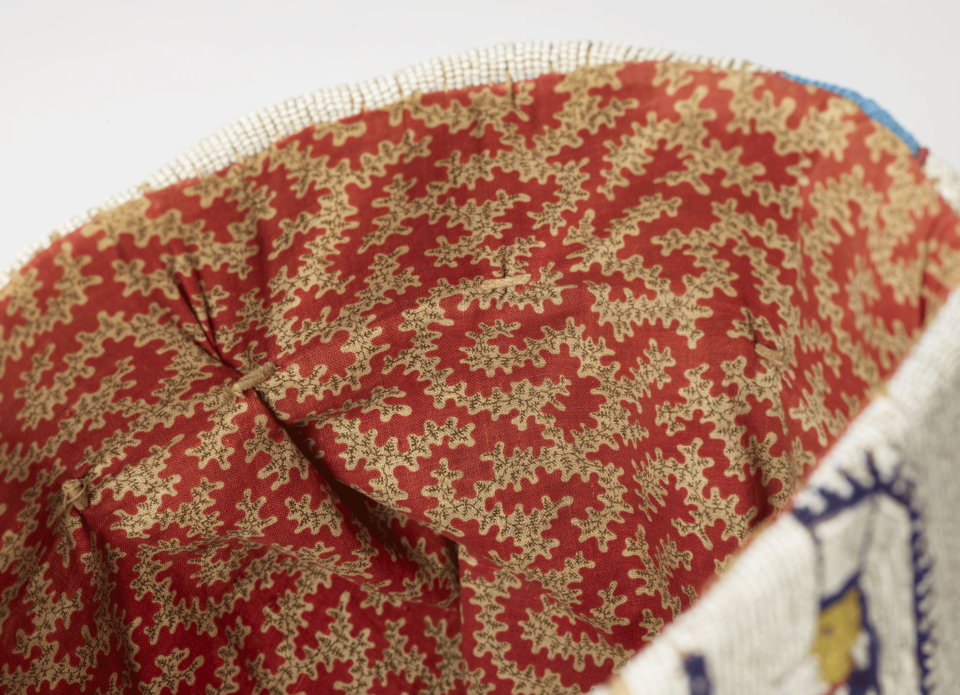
[1,0,958,270]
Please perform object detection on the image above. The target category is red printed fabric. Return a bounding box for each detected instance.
[1,60,959,694]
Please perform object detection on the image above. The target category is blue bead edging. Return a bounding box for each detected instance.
[781,72,921,156]
[682,654,713,695]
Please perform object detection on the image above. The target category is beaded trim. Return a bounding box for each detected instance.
[925,153,960,213]
[5,40,958,284]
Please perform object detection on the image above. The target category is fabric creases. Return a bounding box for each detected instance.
[607,266,960,695]
[1,58,958,694]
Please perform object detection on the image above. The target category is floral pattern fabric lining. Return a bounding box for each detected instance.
[1,60,958,694]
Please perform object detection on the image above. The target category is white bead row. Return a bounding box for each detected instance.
[926,153,960,214]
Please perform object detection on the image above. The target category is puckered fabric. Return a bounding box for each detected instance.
[1,59,958,694]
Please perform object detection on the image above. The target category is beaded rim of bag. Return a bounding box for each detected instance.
[5,39,959,286]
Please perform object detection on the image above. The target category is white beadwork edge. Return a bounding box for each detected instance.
[4,39,958,283]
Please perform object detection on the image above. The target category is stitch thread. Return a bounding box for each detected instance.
[232,361,278,394]
[55,479,89,522]
[479,274,531,290]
